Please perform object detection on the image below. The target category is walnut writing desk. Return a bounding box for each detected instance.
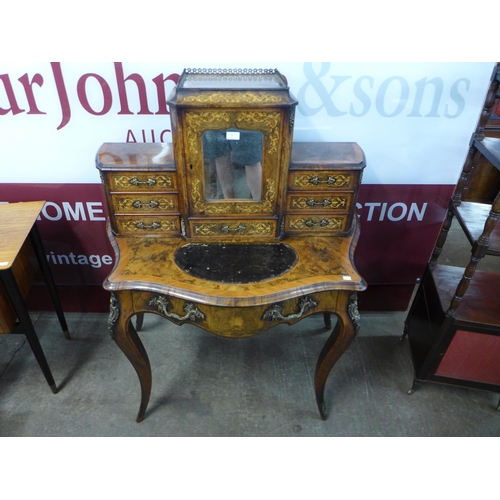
[97,69,367,422]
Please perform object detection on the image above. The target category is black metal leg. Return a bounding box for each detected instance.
[400,323,408,341]
[496,398,500,412]
[135,312,144,332]
[0,268,58,394]
[408,379,418,395]
[323,312,331,329]
[29,224,70,340]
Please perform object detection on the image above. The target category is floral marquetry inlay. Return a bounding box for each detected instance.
[287,217,344,231]
[292,174,351,189]
[183,108,283,219]
[119,219,179,233]
[191,179,276,215]
[236,112,281,155]
[235,179,275,214]
[112,175,175,190]
[290,196,348,210]
[117,197,175,212]
[185,111,281,157]
[186,112,232,155]
[191,180,231,214]
[179,92,284,105]
[192,221,274,237]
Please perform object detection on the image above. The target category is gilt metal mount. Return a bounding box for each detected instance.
[149,295,205,323]
[262,296,318,322]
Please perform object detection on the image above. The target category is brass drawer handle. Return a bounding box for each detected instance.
[306,198,332,207]
[221,224,246,233]
[308,175,337,186]
[150,295,205,323]
[132,200,160,209]
[304,219,329,228]
[262,296,318,322]
[129,177,157,187]
[135,221,161,230]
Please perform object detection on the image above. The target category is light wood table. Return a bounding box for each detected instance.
[0,201,69,393]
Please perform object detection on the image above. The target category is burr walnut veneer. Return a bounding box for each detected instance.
[97,70,366,422]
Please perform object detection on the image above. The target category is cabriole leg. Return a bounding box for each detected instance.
[108,291,151,423]
[315,292,359,420]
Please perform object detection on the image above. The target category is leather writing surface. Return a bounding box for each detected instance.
[174,243,298,283]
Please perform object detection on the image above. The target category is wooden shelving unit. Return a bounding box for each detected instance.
[403,63,500,409]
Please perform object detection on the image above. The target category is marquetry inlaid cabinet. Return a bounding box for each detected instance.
[97,69,367,422]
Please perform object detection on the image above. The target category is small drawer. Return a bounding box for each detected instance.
[111,194,179,214]
[284,214,348,233]
[141,292,328,338]
[108,172,177,192]
[114,215,181,235]
[190,219,277,239]
[288,171,355,191]
[286,193,352,212]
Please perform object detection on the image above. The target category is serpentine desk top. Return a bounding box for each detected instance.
[104,221,366,308]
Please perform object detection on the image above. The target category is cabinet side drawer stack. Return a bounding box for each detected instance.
[96,143,181,237]
[286,142,365,236]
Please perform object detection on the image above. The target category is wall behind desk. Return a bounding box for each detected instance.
[0,62,495,311]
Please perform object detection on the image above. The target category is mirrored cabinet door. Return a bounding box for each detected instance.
[182,109,283,217]
[203,128,264,201]
[167,68,298,241]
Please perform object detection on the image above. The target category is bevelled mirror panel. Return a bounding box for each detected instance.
[203,129,263,201]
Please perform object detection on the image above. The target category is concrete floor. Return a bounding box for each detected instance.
[1,309,499,437]
[1,221,499,437]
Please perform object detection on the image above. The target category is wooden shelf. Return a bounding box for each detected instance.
[474,137,500,172]
[431,264,500,330]
[454,201,500,256]
[404,65,500,402]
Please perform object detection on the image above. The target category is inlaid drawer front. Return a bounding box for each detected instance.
[190,219,277,238]
[286,193,352,212]
[108,172,177,191]
[114,215,181,235]
[288,171,355,190]
[285,215,347,233]
[112,194,179,214]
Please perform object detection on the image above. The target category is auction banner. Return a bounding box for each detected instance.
[0,62,495,311]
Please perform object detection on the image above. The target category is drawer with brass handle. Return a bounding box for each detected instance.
[284,214,348,234]
[286,193,352,212]
[113,215,182,235]
[107,172,177,191]
[189,219,277,239]
[111,194,179,214]
[288,171,355,191]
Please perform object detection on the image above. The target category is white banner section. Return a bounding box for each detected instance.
[0,62,495,185]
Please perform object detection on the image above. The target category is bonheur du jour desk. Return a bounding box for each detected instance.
[97,141,366,422]
[96,69,367,422]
